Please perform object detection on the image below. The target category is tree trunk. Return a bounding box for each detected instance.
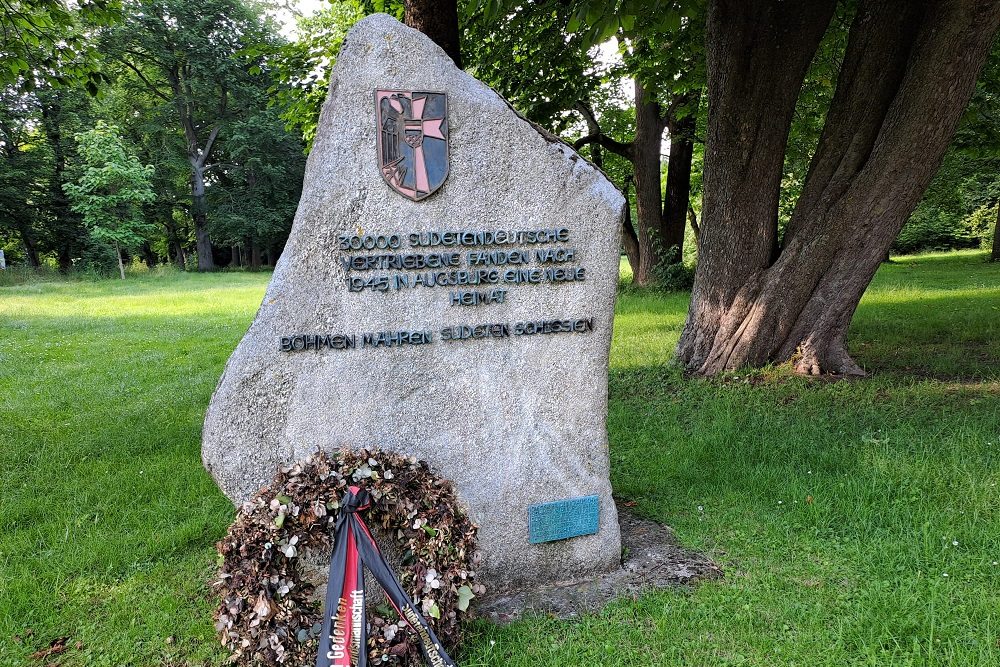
[621,187,641,278]
[662,96,699,262]
[191,164,215,272]
[688,205,700,245]
[632,80,667,286]
[678,0,1000,376]
[992,203,1000,261]
[115,241,126,280]
[57,245,72,273]
[250,239,262,270]
[230,244,242,268]
[141,242,158,268]
[404,0,462,68]
[21,234,40,268]
[38,92,79,274]
[164,213,187,270]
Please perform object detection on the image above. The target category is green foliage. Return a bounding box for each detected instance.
[264,1,362,147]
[472,0,699,50]
[965,204,998,246]
[207,101,306,248]
[63,121,155,250]
[900,40,1000,253]
[0,0,120,92]
[779,4,850,234]
[651,247,695,292]
[0,89,51,251]
[464,2,606,132]
[97,0,305,264]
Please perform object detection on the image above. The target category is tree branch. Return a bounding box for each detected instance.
[117,58,171,102]
[688,204,700,242]
[198,125,221,168]
[573,133,634,162]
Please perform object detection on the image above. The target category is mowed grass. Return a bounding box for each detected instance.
[1,251,998,666]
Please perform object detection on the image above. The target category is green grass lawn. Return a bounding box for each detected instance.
[1,251,998,666]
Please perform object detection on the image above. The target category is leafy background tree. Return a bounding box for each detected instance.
[63,121,155,278]
[1,0,997,376]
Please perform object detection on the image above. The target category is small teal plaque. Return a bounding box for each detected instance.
[528,495,600,544]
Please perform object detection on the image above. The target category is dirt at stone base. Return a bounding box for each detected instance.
[477,503,723,622]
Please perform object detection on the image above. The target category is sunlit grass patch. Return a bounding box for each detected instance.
[1,252,998,666]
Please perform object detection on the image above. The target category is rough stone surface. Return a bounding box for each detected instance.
[477,505,724,621]
[202,13,625,590]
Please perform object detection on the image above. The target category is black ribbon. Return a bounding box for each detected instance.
[316,485,458,667]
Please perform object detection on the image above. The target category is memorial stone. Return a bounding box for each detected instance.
[202,13,625,590]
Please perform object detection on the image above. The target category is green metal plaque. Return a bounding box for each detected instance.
[527,495,600,544]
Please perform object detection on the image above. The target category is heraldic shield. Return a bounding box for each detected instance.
[375,90,449,201]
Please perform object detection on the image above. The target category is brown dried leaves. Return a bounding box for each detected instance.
[214,449,482,666]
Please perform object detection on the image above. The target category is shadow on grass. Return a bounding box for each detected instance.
[851,290,999,381]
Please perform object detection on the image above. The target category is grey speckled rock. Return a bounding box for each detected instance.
[202,13,624,590]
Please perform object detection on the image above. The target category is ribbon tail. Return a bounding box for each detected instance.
[353,515,457,667]
[316,516,351,667]
[352,518,369,667]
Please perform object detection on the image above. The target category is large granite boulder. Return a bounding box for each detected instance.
[202,13,625,590]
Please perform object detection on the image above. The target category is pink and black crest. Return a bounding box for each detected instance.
[375,90,449,201]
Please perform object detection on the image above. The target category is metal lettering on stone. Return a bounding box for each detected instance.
[375,90,449,201]
[527,495,600,544]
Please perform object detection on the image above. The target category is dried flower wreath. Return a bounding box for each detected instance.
[214,449,483,666]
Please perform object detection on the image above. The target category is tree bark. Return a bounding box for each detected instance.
[992,203,1000,261]
[620,177,641,275]
[678,0,1000,376]
[405,0,462,68]
[191,163,215,272]
[163,209,187,270]
[175,243,187,270]
[632,80,667,286]
[662,95,699,261]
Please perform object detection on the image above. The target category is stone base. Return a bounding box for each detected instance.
[476,504,723,622]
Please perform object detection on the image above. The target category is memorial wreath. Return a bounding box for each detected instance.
[214,449,484,666]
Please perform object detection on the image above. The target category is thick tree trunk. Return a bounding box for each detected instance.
[230,245,242,268]
[662,101,698,261]
[678,0,1000,376]
[405,0,462,67]
[992,203,1000,261]
[191,164,215,272]
[632,80,667,286]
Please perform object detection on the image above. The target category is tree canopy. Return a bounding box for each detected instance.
[2,0,998,377]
